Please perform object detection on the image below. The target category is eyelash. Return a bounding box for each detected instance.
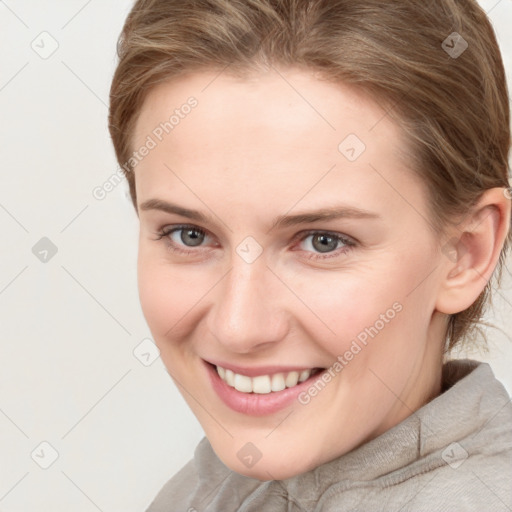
[153,224,356,260]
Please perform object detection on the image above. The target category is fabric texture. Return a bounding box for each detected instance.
[146,359,512,511]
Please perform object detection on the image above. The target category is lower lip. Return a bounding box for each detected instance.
[204,361,324,416]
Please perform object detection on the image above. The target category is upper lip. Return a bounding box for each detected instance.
[204,359,322,378]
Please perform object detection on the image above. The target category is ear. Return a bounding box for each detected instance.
[435,187,511,315]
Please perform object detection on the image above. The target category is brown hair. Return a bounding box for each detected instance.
[108,0,511,351]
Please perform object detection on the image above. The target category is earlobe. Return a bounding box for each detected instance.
[435,187,511,315]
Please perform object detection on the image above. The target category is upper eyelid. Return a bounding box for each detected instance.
[161,224,209,235]
[296,230,354,241]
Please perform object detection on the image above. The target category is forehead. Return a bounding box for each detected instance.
[133,66,398,152]
[132,67,423,217]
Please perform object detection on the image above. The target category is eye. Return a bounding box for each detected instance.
[154,224,214,254]
[304,233,341,253]
[171,226,206,247]
[296,231,355,259]
[154,225,355,260]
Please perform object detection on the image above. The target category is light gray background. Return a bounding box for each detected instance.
[0,1,511,510]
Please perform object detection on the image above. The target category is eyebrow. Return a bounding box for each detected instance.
[139,198,381,229]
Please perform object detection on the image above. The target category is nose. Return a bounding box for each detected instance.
[206,256,289,354]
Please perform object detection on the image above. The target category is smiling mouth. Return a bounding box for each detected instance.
[214,364,324,394]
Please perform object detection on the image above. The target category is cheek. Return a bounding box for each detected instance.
[137,261,171,338]
[290,255,433,358]
[137,252,199,341]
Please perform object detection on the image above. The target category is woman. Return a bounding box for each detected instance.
[108,0,512,510]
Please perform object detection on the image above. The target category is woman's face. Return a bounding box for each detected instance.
[133,67,450,480]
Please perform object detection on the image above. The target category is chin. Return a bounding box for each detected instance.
[218,450,318,481]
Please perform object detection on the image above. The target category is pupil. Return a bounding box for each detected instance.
[312,234,337,253]
[181,229,204,246]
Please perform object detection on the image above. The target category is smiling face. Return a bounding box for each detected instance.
[132,67,451,480]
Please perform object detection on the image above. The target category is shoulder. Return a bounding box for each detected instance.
[145,437,263,511]
[403,360,512,511]
[145,458,198,512]
[404,447,512,511]
[316,445,512,512]
[319,360,512,511]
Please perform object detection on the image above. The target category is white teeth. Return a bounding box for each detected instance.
[216,366,314,394]
[234,373,252,393]
[271,373,286,392]
[298,369,311,382]
[252,375,271,394]
[285,371,299,388]
[225,368,235,387]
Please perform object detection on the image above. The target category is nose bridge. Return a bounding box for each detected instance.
[208,255,287,352]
